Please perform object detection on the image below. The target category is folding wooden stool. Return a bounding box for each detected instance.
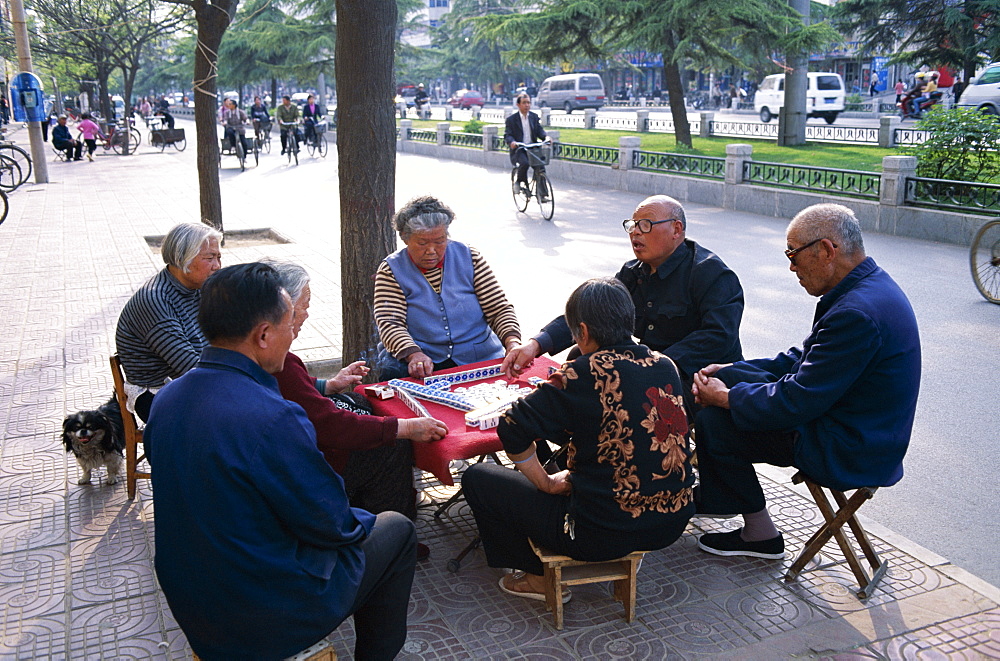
[783,471,888,600]
[109,354,151,500]
[528,539,648,630]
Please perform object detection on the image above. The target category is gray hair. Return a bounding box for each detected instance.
[161,222,223,273]
[790,204,865,257]
[393,195,454,241]
[565,277,635,348]
[260,259,311,303]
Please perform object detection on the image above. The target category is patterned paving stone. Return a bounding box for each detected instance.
[639,601,759,655]
[394,618,475,660]
[0,436,67,476]
[0,519,67,557]
[67,594,168,659]
[563,619,681,659]
[0,613,68,661]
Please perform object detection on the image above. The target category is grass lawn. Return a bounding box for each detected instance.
[400,119,896,172]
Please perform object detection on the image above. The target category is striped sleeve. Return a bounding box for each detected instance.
[470,247,520,345]
[373,261,421,360]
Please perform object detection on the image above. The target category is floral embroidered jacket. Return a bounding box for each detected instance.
[499,341,695,541]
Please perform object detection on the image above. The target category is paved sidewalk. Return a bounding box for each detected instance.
[0,120,998,659]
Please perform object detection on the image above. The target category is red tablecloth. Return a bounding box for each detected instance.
[357,357,558,486]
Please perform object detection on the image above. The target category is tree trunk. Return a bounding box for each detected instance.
[663,55,691,148]
[192,0,238,232]
[270,77,277,108]
[97,68,113,121]
[336,0,398,379]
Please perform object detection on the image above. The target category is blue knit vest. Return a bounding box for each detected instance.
[386,242,503,365]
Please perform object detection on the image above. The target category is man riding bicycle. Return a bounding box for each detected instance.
[504,93,550,201]
[301,94,325,147]
[218,98,250,154]
[275,95,301,155]
[249,96,271,139]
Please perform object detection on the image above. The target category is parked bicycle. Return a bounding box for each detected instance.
[510,141,554,221]
[0,141,31,188]
[971,219,1000,304]
[99,120,140,155]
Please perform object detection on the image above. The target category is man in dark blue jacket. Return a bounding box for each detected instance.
[504,92,549,196]
[692,203,921,560]
[52,115,83,160]
[147,262,416,660]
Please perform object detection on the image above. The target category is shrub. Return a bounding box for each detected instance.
[462,118,485,134]
[902,106,1000,182]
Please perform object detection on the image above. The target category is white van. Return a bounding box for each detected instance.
[536,73,605,113]
[754,72,845,124]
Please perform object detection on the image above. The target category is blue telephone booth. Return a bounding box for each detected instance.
[10,72,46,123]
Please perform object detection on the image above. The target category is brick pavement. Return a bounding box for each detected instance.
[0,120,998,659]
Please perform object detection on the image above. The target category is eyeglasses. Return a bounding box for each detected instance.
[622,218,678,234]
[784,238,836,264]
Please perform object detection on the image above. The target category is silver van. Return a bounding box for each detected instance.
[536,73,606,113]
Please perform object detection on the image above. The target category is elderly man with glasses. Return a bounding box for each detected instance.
[503,194,743,412]
[689,203,921,560]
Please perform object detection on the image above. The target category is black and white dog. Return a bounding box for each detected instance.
[61,395,126,486]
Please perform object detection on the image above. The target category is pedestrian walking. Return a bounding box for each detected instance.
[869,72,880,97]
[77,112,101,161]
[894,79,905,102]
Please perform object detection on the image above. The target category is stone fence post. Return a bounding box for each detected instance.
[725,143,753,184]
[445,107,453,121]
[546,130,560,143]
[540,107,551,126]
[584,108,596,129]
[436,122,449,146]
[399,119,412,140]
[880,155,917,206]
[636,109,649,132]
[879,116,900,148]
[471,106,481,120]
[699,112,714,138]
[618,136,641,170]
[483,125,498,152]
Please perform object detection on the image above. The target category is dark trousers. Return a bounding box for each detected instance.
[509,149,540,185]
[135,391,155,424]
[343,439,417,520]
[84,138,97,155]
[694,405,796,515]
[348,511,416,661]
[463,463,689,576]
[224,127,249,154]
[55,139,82,160]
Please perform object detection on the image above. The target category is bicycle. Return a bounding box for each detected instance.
[0,153,22,191]
[510,141,554,221]
[253,119,272,154]
[304,119,328,158]
[0,188,7,226]
[279,121,300,165]
[970,219,1000,304]
[219,128,256,171]
[0,142,32,187]
[99,121,140,155]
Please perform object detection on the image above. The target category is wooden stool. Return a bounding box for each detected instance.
[109,355,151,499]
[528,539,648,630]
[193,639,337,660]
[784,471,887,600]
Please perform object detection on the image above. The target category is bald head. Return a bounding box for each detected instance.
[627,195,688,271]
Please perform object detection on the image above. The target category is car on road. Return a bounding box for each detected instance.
[449,89,485,109]
[755,72,845,124]
[957,62,1000,115]
[536,73,606,113]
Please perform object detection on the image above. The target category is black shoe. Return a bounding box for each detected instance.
[416,542,430,561]
[698,528,784,560]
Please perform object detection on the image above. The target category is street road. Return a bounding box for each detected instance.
[215,121,1000,586]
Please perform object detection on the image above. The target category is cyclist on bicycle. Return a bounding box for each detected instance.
[503,92,550,200]
[249,96,271,138]
[218,98,250,154]
[301,94,325,147]
[275,95,301,155]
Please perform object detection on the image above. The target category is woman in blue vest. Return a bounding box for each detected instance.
[374,195,522,380]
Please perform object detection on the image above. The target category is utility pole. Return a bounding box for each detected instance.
[8,0,49,183]
[778,0,809,146]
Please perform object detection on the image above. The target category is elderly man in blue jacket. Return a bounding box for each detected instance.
[147,262,416,661]
[691,203,921,560]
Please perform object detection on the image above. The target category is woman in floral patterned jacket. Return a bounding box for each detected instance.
[463,277,696,602]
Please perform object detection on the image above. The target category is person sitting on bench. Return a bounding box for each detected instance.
[52,115,83,161]
[691,203,921,560]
